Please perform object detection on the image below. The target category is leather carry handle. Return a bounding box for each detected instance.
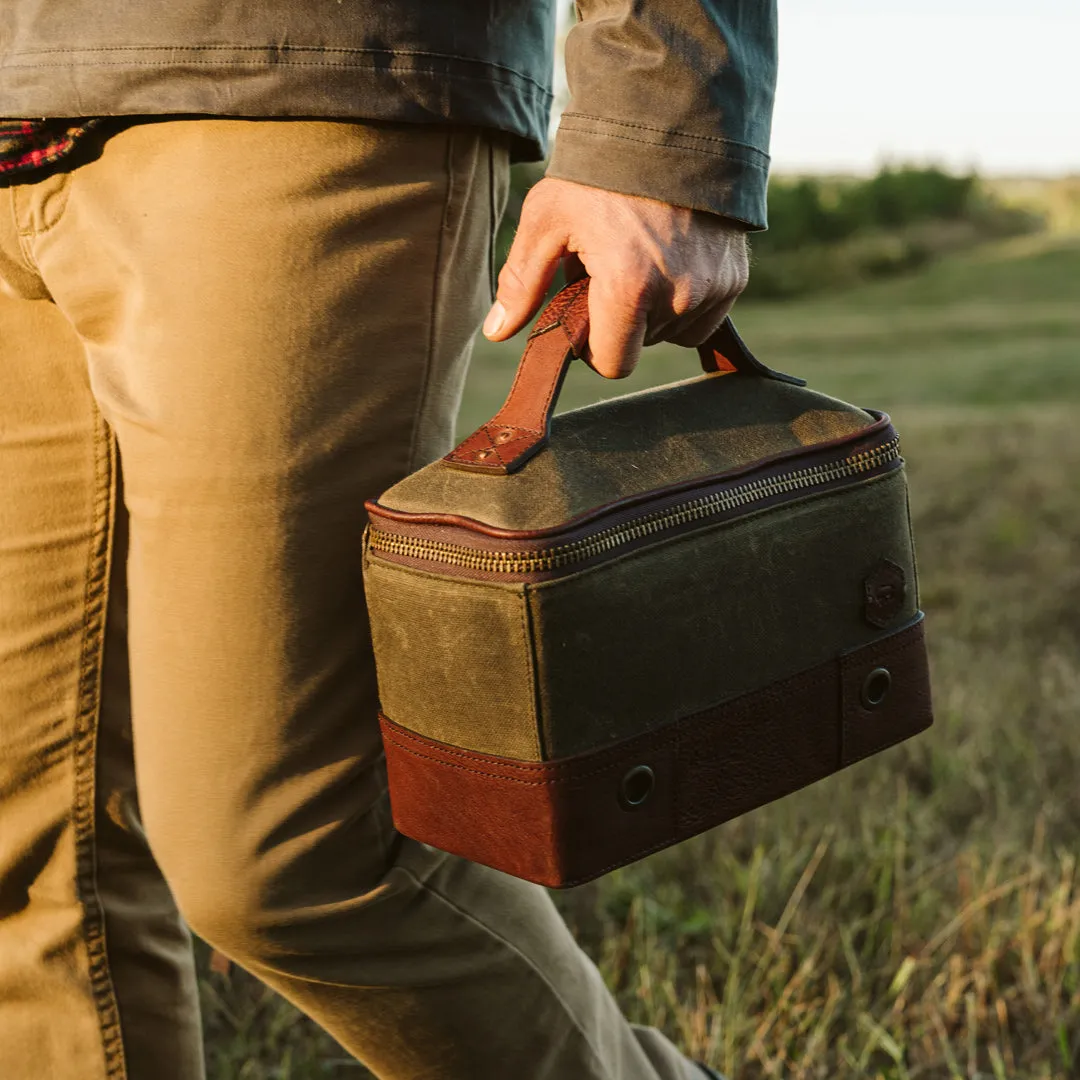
[444,276,804,475]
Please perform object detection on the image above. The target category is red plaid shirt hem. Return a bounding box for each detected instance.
[0,119,101,177]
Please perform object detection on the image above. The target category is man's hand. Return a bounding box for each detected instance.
[482,177,750,379]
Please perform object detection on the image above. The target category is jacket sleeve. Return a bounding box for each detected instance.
[546,1,777,229]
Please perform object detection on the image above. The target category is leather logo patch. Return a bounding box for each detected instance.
[863,559,906,628]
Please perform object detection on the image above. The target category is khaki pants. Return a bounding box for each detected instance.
[0,119,697,1080]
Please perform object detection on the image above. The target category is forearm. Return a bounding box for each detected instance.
[547,0,777,229]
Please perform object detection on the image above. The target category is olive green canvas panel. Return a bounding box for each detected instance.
[526,467,917,758]
[363,554,540,760]
[378,375,875,531]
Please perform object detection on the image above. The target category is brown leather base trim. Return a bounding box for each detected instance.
[380,617,932,888]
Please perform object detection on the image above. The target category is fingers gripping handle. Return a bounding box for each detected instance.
[442,277,803,476]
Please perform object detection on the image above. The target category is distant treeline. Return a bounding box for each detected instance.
[746,167,1040,298]
[497,164,1042,301]
[760,167,978,250]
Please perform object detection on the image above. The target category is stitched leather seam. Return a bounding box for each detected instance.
[447,425,541,469]
[386,722,686,785]
[383,624,920,781]
[383,661,838,783]
[385,715,642,776]
[535,327,573,420]
[487,422,542,438]
[384,730,636,787]
[475,428,507,469]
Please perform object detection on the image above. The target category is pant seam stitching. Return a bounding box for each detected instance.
[14,170,74,240]
[9,186,42,275]
[71,416,128,1080]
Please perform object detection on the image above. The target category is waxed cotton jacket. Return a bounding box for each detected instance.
[0,2,776,228]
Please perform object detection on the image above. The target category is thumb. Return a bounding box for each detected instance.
[483,201,566,342]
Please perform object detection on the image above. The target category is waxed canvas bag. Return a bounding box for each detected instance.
[363,278,933,888]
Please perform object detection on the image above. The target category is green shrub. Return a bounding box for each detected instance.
[745,168,1039,300]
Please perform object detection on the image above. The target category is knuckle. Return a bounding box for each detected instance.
[670,276,706,318]
[609,280,651,318]
[733,261,751,296]
[496,259,528,301]
[729,245,752,294]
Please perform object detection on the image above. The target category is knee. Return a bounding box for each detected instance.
[143,792,397,963]
[148,826,270,960]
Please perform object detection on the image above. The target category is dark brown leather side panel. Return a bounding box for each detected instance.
[381,618,932,888]
[675,662,840,838]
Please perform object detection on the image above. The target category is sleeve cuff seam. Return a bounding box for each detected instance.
[558,113,770,165]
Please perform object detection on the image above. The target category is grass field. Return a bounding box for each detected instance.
[198,233,1080,1078]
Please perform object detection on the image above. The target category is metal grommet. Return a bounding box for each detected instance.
[861,667,892,709]
[474,448,493,461]
[494,428,515,444]
[619,765,655,810]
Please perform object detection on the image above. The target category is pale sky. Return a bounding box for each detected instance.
[771,0,1079,175]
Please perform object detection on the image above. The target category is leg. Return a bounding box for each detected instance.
[27,119,699,1080]
[0,212,203,1079]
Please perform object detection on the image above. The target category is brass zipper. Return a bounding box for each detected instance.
[370,436,901,576]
